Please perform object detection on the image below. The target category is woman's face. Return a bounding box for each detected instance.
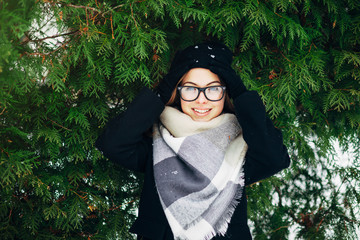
[180,68,225,122]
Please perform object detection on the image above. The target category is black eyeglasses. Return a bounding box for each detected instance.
[177,86,226,102]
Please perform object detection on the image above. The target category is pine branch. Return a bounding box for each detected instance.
[23,39,71,56]
[28,30,79,43]
[66,3,125,17]
[48,118,72,131]
[66,4,101,13]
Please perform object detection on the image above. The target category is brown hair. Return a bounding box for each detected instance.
[165,72,235,113]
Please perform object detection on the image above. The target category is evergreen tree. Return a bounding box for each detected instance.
[1,0,359,239]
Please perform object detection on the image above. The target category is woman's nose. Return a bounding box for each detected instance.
[196,91,208,103]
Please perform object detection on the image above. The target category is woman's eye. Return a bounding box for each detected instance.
[209,86,221,92]
[184,87,196,92]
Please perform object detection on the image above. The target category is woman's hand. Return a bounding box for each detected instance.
[209,60,247,99]
[156,59,195,104]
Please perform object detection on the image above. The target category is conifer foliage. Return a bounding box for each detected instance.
[1,0,359,239]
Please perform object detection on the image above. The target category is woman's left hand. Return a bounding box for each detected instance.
[209,59,247,99]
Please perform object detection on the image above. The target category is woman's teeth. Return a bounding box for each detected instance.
[193,109,210,113]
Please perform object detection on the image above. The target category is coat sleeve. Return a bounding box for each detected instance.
[233,91,290,185]
[95,87,165,172]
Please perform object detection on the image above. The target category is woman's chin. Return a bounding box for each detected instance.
[190,113,214,122]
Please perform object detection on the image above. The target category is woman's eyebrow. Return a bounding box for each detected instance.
[206,81,221,86]
[182,81,197,86]
[183,80,221,86]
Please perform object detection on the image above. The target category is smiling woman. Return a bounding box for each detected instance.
[95,42,290,240]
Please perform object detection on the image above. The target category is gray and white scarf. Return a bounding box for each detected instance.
[153,106,248,240]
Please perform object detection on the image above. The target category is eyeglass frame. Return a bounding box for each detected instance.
[177,85,227,102]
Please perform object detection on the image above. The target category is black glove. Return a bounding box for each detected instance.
[209,59,247,99]
[156,57,195,104]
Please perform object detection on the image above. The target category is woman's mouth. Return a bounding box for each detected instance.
[193,108,211,114]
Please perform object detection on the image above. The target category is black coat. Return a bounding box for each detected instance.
[95,87,290,240]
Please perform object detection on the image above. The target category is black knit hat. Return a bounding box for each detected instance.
[169,42,233,71]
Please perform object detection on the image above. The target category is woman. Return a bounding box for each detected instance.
[95,42,290,240]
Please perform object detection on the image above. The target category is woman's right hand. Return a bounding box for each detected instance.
[156,57,196,104]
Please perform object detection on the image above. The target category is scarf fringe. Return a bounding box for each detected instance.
[173,171,246,240]
[215,172,245,237]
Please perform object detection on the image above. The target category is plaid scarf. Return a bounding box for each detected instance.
[153,107,248,240]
